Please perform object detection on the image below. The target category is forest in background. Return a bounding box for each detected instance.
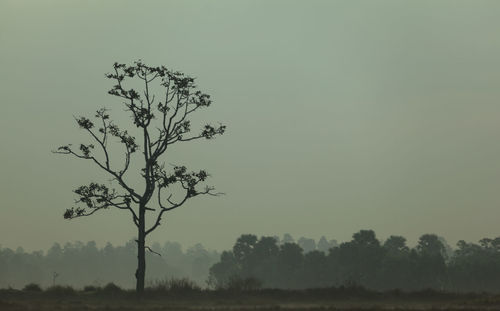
[209,230,500,292]
[0,240,217,289]
[2,231,500,292]
[0,234,335,289]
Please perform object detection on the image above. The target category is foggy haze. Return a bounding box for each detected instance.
[1,0,500,252]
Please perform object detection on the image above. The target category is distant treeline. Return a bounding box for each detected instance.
[0,240,219,288]
[0,234,333,289]
[209,231,500,292]
[2,231,500,292]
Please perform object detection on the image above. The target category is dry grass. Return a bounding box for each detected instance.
[1,286,500,311]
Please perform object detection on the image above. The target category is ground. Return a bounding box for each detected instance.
[2,289,500,311]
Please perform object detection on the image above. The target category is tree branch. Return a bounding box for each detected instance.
[54,146,141,201]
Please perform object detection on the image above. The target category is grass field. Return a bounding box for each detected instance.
[1,286,500,311]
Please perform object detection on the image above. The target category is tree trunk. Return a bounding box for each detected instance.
[136,207,146,294]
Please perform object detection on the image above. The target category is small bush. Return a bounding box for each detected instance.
[22,283,42,292]
[83,285,100,292]
[45,285,76,296]
[101,282,123,294]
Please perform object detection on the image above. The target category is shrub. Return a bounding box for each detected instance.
[101,282,123,294]
[83,285,100,292]
[22,283,42,292]
[45,285,76,296]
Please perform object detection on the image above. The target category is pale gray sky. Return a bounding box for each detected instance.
[1,0,500,251]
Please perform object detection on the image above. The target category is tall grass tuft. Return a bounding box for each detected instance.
[148,277,201,295]
[217,276,263,291]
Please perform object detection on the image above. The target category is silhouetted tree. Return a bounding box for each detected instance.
[233,234,258,272]
[251,237,280,285]
[449,238,500,291]
[298,237,316,253]
[281,233,294,244]
[303,250,328,287]
[208,251,239,288]
[317,236,337,253]
[333,230,384,288]
[383,235,409,253]
[381,235,412,290]
[414,234,446,289]
[54,61,225,293]
[276,242,304,288]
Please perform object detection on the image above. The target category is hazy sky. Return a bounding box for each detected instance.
[1,0,500,252]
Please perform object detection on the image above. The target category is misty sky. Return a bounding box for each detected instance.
[1,0,500,252]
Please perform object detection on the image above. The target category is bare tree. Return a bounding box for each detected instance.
[54,61,225,293]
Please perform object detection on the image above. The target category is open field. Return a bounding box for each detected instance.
[2,288,500,311]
